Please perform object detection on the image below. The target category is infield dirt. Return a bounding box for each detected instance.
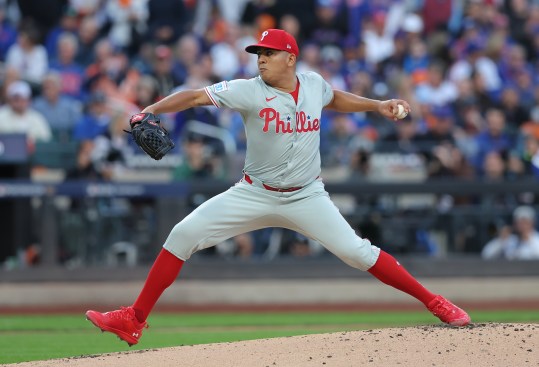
[11,322,538,367]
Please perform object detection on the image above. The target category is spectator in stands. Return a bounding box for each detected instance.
[84,38,131,101]
[452,79,479,126]
[482,151,506,182]
[147,0,187,45]
[172,133,224,181]
[512,134,539,179]
[320,112,358,167]
[448,40,502,94]
[419,105,457,150]
[45,7,79,57]
[377,116,422,155]
[172,34,203,86]
[481,219,513,259]
[310,0,348,48]
[511,68,535,109]
[235,30,259,79]
[481,151,520,207]
[348,140,374,182]
[505,0,532,56]
[49,32,85,100]
[362,10,395,67]
[319,44,346,90]
[150,45,181,98]
[498,44,532,85]
[0,4,17,62]
[418,106,473,178]
[75,16,100,67]
[209,23,244,80]
[91,111,135,181]
[170,60,219,142]
[482,205,539,260]
[296,42,322,74]
[421,0,453,35]
[72,91,112,141]
[415,62,458,107]
[279,13,301,43]
[215,233,255,260]
[33,72,82,142]
[474,108,513,172]
[281,233,320,258]
[499,85,531,130]
[0,80,51,143]
[104,0,148,55]
[453,99,482,162]
[133,74,160,110]
[469,69,496,115]
[403,37,430,87]
[5,21,48,88]
[346,71,378,130]
[65,140,102,180]
[519,104,539,142]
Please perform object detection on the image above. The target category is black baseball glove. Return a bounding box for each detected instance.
[127,112,175,160]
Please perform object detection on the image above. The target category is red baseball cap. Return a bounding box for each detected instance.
[245,29,299,56]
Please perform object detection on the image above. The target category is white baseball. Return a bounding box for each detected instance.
[395,104,408,119]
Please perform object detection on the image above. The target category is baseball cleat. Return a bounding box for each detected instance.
[86,306,148,346]
[427,295,471,326]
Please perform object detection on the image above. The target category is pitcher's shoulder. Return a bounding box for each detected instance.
[297,71,326,84]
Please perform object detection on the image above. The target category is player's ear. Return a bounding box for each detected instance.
[287,53,296,66]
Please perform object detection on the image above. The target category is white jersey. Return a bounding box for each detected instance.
[205,71,334,188]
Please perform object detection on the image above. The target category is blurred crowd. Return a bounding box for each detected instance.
[2,0,539,262]
[2,0,539,183]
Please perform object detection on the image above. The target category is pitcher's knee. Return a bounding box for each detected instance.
[163,222,205,260]
[338,241,381,271]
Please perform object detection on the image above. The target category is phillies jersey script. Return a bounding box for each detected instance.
[204,71,333,188]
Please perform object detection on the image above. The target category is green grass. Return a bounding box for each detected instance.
[1,310,538,364]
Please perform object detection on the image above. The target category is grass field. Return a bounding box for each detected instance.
[1,309,539,364]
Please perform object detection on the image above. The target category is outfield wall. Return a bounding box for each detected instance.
[1,257,538,311]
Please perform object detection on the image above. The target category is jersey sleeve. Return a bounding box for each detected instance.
[204,79,255,112]
[320,75,334,107]
[303,71,334,107]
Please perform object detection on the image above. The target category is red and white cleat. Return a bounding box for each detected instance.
[427,295,471,327]
[86,306,148,346]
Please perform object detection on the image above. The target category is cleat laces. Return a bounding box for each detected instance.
[108,307,136,321]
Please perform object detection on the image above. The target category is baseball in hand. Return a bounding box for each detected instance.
[395,104,408,119]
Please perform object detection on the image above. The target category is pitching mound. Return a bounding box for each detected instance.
[13,323,538,367]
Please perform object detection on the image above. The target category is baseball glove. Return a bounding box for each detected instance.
[127,112,175,160]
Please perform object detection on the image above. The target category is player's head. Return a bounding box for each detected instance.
[245,29,299,85]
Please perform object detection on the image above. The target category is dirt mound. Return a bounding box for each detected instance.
[12,323,538,367]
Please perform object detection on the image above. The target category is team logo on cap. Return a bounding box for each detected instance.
[261,31,269,41]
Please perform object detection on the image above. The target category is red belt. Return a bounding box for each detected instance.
[243,173,303,192]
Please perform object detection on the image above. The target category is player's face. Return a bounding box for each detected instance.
[256,48,294,86]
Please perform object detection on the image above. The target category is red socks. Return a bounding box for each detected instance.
[133,248,184,322]
[368,250,436,306]
[131,248,434,322]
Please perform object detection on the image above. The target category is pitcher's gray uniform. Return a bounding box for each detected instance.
[85,30,470,346]
[163,72,380,271]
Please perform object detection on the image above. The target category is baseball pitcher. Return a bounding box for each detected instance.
[87,29,470,346]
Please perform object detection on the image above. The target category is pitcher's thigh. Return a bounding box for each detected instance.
[286,194,379,271]
[164,185,274,260]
